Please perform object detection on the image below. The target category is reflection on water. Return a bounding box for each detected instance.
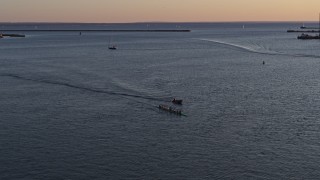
[1,23,320,179]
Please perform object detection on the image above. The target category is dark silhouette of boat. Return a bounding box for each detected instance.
[108,37,117,50]
[172,98,183,105]
[158,104,182,115]
[108,45,117,50]
[300,23,306,29]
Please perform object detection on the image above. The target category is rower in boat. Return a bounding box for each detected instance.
[172,98,183,105]
[158,104,182,115]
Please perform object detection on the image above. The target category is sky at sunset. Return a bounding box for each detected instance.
[1,0,320,23]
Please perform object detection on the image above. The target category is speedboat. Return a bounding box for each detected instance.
[108,45,117,50]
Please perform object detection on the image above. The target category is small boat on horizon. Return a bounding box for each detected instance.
[108,37,117,50]
[108,45,117,50]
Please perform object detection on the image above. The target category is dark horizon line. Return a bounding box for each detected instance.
[0,30,191,32]
[0,21,318,24]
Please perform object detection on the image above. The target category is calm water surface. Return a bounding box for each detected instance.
[1,23,320,179]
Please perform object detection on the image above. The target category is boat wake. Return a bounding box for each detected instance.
[197,38,285,55]
[197,38,320,59]
[0,73,170,103]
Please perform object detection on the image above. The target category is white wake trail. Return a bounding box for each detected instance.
[196,38,285,56]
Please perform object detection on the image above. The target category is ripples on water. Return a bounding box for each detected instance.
[1,23,320,179]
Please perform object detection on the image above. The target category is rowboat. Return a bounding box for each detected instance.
[158,104,182,115]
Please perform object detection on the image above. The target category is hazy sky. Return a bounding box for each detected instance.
[1,0,320,23]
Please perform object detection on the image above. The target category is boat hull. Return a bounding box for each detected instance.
[158,105,182,115]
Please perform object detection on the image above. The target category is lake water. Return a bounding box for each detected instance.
[1,22,320,179]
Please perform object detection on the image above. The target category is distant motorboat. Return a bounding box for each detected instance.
[108,45,117,50]
[300,23,306,29]
[108,37,117,50]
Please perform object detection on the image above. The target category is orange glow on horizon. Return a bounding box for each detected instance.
[1,0,320,23]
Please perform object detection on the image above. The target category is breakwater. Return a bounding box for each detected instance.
[2,34,25,37]
[287,30,320,33]
[1,29,191,32]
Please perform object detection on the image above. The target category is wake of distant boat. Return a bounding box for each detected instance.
[197,38,285,55]
[196,38,320,59]
[0,73,171,103]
